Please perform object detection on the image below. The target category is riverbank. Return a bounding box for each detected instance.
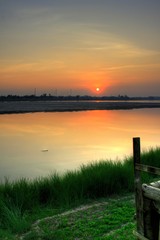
[0,100,160,114]
[20,194,136,240]
[0,148,160,239]
[0,194,136,240]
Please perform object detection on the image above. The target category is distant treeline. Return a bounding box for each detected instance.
[0,94,160,101]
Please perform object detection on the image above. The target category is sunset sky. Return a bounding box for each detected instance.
[0,0,160,96]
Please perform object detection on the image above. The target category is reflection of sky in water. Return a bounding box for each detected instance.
[0,108,160,181]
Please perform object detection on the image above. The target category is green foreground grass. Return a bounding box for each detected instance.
[17,194,136,240]
[0,147,160,239]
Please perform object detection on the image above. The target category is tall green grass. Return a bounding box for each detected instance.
[0,147,160,233]
[0,199,29,233]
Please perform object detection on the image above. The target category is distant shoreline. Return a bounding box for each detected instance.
[0,100,160,114]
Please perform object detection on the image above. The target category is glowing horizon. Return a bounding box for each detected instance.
[0,1,160,96]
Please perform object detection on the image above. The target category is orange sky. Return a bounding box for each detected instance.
[0,1,160,96]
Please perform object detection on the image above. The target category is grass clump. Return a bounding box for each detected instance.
[0,199,30,234]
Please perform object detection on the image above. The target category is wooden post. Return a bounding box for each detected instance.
[143,197,155,239]
[133,138,160,239]
[133,137,144,237]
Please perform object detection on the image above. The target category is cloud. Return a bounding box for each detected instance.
[102,63,160,72]
[0,60,66,73]
[78,27,160,57]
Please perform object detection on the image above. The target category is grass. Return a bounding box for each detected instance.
[0,147,160,239]
[0,199,29,233]
[21,195,136,240]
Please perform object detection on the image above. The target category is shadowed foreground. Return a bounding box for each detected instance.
[0,148,160,239]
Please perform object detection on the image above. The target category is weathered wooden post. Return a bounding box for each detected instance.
[133,137,160,240]
[142,183,160,239]
[133,137,144,238]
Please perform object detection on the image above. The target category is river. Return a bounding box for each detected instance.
[0,108,160,182]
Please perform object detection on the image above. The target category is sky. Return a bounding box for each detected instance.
[0,0,160,96]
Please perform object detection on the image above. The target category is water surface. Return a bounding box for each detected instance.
[0,108,160,181]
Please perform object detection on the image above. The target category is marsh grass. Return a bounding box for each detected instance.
[0,199,29,234]
[0,147,160,235]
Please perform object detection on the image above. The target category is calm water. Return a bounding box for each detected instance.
[0,108,160,182]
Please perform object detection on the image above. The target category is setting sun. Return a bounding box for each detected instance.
[96,87,100,92]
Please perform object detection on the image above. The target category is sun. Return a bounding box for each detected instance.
[96,87,100,92]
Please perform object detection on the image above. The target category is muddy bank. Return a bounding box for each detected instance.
[0,100,160,114]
